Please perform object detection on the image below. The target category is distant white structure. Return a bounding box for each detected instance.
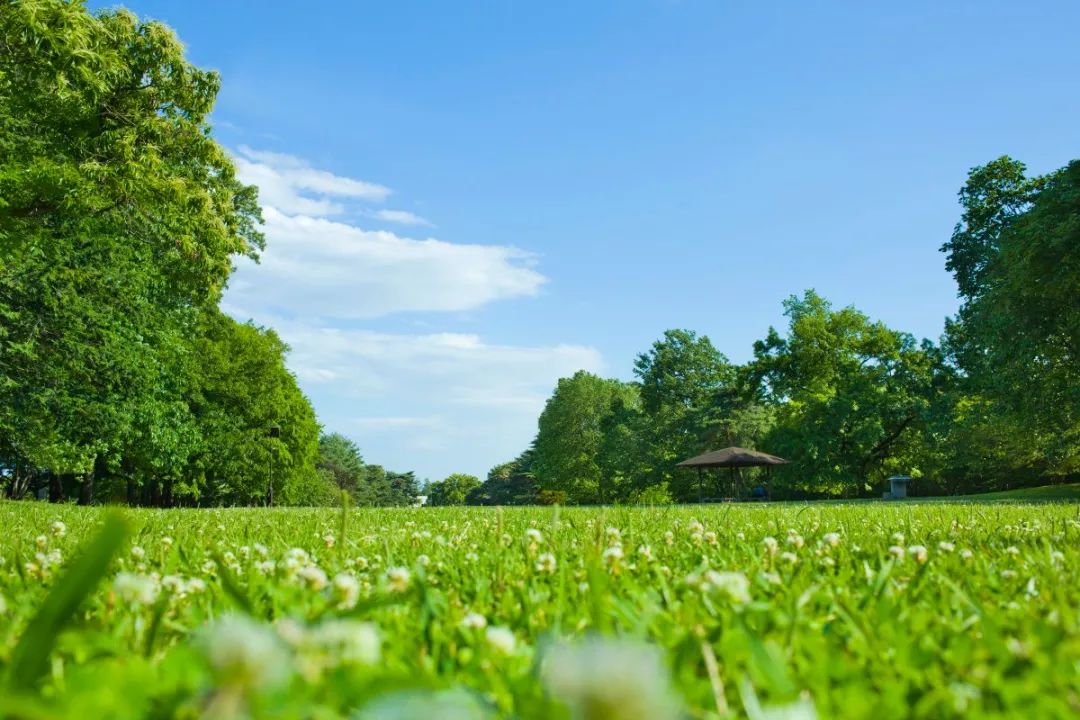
[414,495,428,507]
[883,475,911,500]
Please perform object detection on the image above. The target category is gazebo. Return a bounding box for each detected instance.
[676,447,789,502]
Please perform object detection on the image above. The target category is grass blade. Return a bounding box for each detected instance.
[5,515,129,691]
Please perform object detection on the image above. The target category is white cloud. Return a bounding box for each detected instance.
[370,209,434,227]
[227,206,545,318]
[270,322,604,475]
[227,149,545,318]
[233,146,390,216]
[223,147,601,478]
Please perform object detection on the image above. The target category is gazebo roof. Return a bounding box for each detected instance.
[676,446,789,468]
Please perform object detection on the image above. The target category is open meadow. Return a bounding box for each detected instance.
[1,500,1077,719]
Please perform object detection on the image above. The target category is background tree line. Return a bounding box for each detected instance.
[458,156,1079,506]
[0,1,418,507]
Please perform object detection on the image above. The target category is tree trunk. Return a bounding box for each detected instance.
[127,477,137,505]
[48,473,63,502]
[78,469,94,506]
[162,478,174,508]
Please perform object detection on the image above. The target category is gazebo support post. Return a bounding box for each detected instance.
[697,467,703,503]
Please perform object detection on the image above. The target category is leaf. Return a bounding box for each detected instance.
[5,515,129,691]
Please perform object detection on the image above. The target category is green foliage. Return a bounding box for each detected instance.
[427,474,482,507]
[533,372,638,504]
[1,501,1078,718]
[749,291,941,494]
[943,157,1080,477]
[469,450,538,506]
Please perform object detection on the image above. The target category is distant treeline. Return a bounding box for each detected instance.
[0,2,419,507]
[458,157,1080,505]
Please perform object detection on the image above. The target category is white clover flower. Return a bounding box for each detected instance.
[485,626,516,655]
[255,560,276,575]
[308,619,381,666]
[1050,550,1064,564]
[161,536,174,549]
[762,536,779,555]
[202,559,217,575]
[202,614,290,690]
[780,551,798,565]
[542,638,681,720]
[938,541,955,553]
[822,532,841,548]
[908,545,929,564]
[50,521,66,538]
[323,533,336,548]
[891,532,905,544]
[663,531,674,546]
[602,545,624,564]
[130,545,145,561]
[113,572,159,605]
[637,544,653,561]
[465,552,479,564]
[959,549,973,560]
[1005,546,1020,556]
[416,554,430,567]
[161,574,186,595]
[332,572,360,610]
[888,545,905,559]
[286,548,310,565]
[705,571,751,604]
[386,567,411,593]
[688,520,704,535]
[461,612,487,630]
[606,527,621,543]
[35,535,48,549]
[704,531,718,546]
[786,533,805,549]
[735,532,745,541]
[355,556,369,571]
[297,565,329,591]
[186,577,207,594]
[525,528,544,545]
[536,552,557,574]
[254,543,269,559]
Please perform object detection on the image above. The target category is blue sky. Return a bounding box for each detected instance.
[95,1,1080,482]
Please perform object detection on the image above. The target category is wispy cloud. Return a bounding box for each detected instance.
[225,147,599,478]
[233,145,390,216]
[369,209,434,227]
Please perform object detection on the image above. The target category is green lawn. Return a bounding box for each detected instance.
[959,483,1080,501]
[1,500,1078,719]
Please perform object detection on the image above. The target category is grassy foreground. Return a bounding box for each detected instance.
[0,501,1077,719]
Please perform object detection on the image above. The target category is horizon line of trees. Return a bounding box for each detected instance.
[0,1,420,507]
[453,155,1079,506]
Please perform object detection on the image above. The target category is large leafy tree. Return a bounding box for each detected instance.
[467,449,538,506]
[632,330,737,499]
[426,473,481,507]
[533,371,638,504]
[750,291,940,495]
[943,157,1080,475]
[0,1,265,502]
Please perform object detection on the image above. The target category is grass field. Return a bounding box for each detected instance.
[0,500,1078,719]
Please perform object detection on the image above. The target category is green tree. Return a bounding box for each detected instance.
[632,330,737,500]
[427,473,481,506]
[943,157,1080,476]
[0,1,266,504]
[533,371,637,504]
[468,449,538,505]
[750,291,939,495]
[317,433,366,497]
